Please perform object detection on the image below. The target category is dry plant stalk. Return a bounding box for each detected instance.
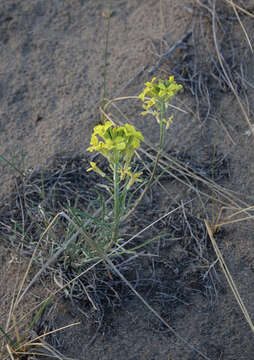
[205,206,254,334]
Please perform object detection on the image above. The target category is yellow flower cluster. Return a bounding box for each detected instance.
[87,121,144,187]
[87,121,143,160]
[139,76,182,128]
[117,165,143,189]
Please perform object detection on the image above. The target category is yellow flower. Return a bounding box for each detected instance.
[124,124,144,140]
[93,121,113,137]
[126,170,143,189]
[87,162,106,177]
[162,115,174,130]
[139,76,182,110]
[87,122,144,164]
[145,77,157,87]
[118,166,131,181]
[139,78,157,102]
[87,134,104,152]
[138,77,182,129]
[142,97,156,111]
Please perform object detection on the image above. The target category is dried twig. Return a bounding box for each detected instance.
[148,31,192,75]
[211,1,254,138]
[205,220,254,334]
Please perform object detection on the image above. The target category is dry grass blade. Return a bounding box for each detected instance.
[6,344,15,360]
[19,322,80,349]
[215,215,254,227]
[205,220,254,334]
[2,320,79,359]
[211,1,254,138]
[213,205,254,229]
[29,331,77,360]
[230,2,253,53]
[5,270,20,336]
[223,0,254,18]
[14,213,61,307]
[3,323,80,360]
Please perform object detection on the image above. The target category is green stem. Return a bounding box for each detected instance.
[102,0,113,109]
[119,175,129,217]
[0,326,14,346]
[159,101,166,152]
[148,101,166,183]
[121,101,166,222]
[113,161,120,242]
[0,154,26,177]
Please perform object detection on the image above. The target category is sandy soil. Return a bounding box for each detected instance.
[1,0,254,359]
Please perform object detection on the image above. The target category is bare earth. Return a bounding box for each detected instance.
[1,1,254,359]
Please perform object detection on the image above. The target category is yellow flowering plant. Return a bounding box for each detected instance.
[87,121,144,245]
[139,76,182,144]
[85,77,182,252]
[138,76,182,185]
[109,76,183,224]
